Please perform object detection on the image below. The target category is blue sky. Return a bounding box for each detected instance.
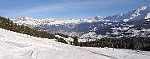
[0,0,150,20]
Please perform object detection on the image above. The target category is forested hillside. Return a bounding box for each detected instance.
[77,37,150,51]
[0,16,56,39]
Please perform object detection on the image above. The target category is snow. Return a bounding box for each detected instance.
[123,19,129,22]
[13,16,100,26]
[55,35,74,44]
[80,32,97,39]
[0,28,150,59]
[105,5,150,21]
[145,13,150,19]
[14,16,40,26]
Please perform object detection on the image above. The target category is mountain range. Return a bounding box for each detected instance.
[13,5,150,39]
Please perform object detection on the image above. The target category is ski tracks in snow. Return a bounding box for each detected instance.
[78,47,118,59]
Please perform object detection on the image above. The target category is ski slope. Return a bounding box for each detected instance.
[0,28,150,59]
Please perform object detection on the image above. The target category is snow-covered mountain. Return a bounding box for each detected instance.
[104,6,150,21]
[13,5,150,39]
[0,28,150,59]
[14,5,150,24]
[14,16,101,25]
[13,16,106,35]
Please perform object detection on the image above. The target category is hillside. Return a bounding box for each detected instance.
[0,16,56,39]
[0,28,150,59]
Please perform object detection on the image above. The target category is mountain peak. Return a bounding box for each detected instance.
[140,5,150,9]
[94,16,104,20]
[17,16,32,21]
[104,5,150,21]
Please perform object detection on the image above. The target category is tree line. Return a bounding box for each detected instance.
[0,16,56,39]
[73,37,150,51]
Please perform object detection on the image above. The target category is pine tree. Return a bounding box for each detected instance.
[73,36,79,46]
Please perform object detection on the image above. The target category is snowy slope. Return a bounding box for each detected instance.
[0,28,150,59]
